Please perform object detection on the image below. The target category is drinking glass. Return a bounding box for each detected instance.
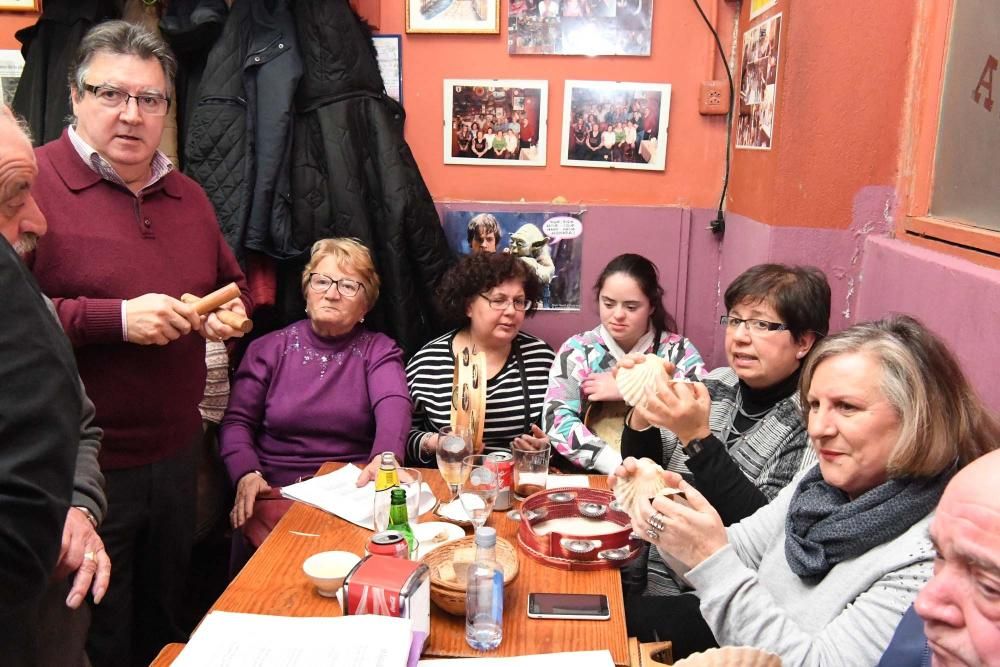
[512,442,550,500]
[437,425,473,502]
[397,467,423,524]
[458,455,499,529]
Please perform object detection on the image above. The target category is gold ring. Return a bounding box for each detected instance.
[83,551,95,561]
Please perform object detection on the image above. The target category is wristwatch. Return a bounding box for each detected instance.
[681,436,708,458]
[75,506,99,528]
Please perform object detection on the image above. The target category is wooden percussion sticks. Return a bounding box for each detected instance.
[180,283,253,333]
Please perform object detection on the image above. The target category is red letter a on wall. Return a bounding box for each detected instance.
[972,55,997,112]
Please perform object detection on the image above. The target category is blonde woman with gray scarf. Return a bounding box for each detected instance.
[615,315,1000,664]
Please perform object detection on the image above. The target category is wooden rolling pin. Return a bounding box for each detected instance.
[180,283,253,333]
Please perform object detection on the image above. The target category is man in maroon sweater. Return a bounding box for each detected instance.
[28,22,251,667]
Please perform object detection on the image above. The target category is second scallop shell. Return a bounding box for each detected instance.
[614,457,671,518]
[672,646,782,667]
[615,354,667,406]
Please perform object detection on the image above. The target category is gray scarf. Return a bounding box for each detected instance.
[784,464,950,579]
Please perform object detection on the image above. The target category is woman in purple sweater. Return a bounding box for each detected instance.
[220,238,411,551]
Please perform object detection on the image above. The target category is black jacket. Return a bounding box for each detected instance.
[187,0,453,357]
[184,0,301,262]
[11,0,121,145]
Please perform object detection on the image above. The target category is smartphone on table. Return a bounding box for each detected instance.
[526,593,611,620]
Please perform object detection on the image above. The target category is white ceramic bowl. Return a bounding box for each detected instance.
[302,550,362,597]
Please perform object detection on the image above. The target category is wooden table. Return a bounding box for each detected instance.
[162,463,629,665]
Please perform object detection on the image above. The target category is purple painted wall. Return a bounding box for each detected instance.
[434,198,1000,414]
[436,203,709,357]
[857,235,1000,412]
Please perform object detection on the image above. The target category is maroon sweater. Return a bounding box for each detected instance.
[30,131,251,470]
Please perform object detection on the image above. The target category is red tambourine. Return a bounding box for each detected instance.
[515,488,643,571]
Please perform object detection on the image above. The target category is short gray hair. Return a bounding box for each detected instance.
[69,20,177,101]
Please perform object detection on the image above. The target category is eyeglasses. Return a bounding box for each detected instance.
[307,273,365,297]
[479,294,529,311]
[83,84,171,116]
[720,315,789,334]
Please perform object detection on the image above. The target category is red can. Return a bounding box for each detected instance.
[488,451,513,511]
[367,531,409,559]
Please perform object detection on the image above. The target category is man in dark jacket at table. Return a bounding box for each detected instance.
[0,106,79,666]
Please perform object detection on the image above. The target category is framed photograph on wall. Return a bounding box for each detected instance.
[444,79,548,167]
[560,80,671,171]
[406,0,500,34]
[508,0,653,56]
[736,13,781,150]
[0,0,38,9]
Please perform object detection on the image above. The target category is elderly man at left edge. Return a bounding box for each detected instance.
[26,20,251,667]
[0,133,77,662]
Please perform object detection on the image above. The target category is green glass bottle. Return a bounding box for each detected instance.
[387,488,418,559]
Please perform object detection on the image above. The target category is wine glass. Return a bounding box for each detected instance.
[397,467,423,525]
[458,454,499,529]
[437,425,473,502]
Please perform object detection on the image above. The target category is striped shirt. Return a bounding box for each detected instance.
[405,330,555,465]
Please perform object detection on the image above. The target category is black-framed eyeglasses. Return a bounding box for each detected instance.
[479,294,529,311]
[720,315,789,334]
[307,273,365,298]
[82,83,171,116]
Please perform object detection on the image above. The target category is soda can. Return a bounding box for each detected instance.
[487,451,513,511]
[367,531,409,559]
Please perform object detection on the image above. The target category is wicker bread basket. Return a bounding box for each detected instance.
[421,535,519,615]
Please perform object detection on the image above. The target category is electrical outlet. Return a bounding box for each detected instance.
[699,80,730,116]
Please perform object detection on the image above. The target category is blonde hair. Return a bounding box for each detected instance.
[799,315,1000,478]
[301,238,380,308]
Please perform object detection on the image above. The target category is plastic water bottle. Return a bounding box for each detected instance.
[373,452,399,532]
[465,526,503,651]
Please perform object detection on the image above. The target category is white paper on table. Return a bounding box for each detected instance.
[418,650,615,666]
[280,463,437,530]
[546,475,591,489]
[174,611,414,667]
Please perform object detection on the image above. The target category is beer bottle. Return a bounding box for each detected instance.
[387,488,418,559]
[373,452,399,532]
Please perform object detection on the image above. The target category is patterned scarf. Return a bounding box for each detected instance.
[784,464,951,579]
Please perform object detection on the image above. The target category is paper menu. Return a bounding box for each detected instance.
[418,650,615,666]
[173,612,415,666]
[281,464,437,530]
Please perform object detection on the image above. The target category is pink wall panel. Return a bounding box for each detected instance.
[856,235,1000,412]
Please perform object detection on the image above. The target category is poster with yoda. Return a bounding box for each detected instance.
[442,209,584,311]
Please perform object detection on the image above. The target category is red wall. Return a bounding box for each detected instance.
[726,0,918,230]
[379,2,736,207]
[0,12,35,49]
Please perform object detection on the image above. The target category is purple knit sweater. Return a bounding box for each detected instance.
[219,321,411,487]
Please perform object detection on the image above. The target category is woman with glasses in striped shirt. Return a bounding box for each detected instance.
[404,252,555,465]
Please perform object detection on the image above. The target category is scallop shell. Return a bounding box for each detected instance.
[615,354,667,406]
[613,457,669,518]
[672,646,782,667]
